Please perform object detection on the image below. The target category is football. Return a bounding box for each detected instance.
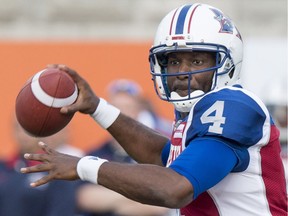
[15,68,78,137]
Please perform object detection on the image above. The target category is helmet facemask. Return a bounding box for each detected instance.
[149,42,234,112]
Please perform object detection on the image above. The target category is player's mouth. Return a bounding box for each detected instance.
[173,87,196,97]
[171,81,191,95]
[174,89,189,97]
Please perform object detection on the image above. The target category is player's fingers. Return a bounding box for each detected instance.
[46,64,59,69]
[38,141,57,155]
[45,64,83,84]
[30,174,54,187]
[20,162,51,174]
[46,64,67,70]
[57,65,83,83]
[60,104,79,114]
[23,152,50,163]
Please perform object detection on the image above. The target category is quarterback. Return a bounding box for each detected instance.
[21,3,287,215]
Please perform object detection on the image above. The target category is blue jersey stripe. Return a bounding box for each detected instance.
[175,4,192,34]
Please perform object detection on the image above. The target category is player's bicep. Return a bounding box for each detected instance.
[169,137,237,199]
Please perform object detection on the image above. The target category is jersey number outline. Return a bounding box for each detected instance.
[200,100,226,134]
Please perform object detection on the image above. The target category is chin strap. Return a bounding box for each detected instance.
[170,90,204,112]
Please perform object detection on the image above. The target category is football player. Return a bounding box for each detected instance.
[21,3,287,215]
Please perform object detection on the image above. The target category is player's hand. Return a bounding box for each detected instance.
[47,64,100,115]
[21,141,81,187]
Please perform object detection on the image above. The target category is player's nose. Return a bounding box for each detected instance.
[177,62,190,79]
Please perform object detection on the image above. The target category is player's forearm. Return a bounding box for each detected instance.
[116,200,169,216]
[77,184,169,215]
[107,113,169,165]
[98,162,193,208]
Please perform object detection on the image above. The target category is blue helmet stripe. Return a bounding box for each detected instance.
[175,4,193,34]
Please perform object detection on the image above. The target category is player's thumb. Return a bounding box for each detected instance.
[60,105,78,115]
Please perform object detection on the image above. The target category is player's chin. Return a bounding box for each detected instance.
[175,90,189,97]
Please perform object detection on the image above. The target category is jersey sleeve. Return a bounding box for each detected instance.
[169,137,238,199]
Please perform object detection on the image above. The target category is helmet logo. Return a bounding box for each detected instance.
[210,8,234,34]
[171,35,185,40]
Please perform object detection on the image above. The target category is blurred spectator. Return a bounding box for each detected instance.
[106,79,172,136]
[0,120,83,216]
[77,79,172,216]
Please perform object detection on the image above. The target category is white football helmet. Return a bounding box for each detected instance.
[149,3,243,112]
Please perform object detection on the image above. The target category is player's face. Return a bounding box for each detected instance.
[166,52,215,97]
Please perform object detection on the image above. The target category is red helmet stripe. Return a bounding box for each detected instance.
[187,4,201,34]
[169,8,179,35]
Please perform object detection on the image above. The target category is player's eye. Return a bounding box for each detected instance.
[168,59,179,66]
[192,59,203,65]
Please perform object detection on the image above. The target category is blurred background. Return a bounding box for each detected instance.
[0,0,287,158]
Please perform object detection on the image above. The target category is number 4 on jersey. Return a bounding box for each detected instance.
[200,100,226,134]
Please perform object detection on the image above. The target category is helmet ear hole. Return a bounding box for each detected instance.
[228,67,235,78]
[157,54,168,67]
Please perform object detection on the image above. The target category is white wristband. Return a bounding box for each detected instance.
[90,98,120,129]
[77,156,108,184]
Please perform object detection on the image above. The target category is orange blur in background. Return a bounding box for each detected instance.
[0,41,173,159]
